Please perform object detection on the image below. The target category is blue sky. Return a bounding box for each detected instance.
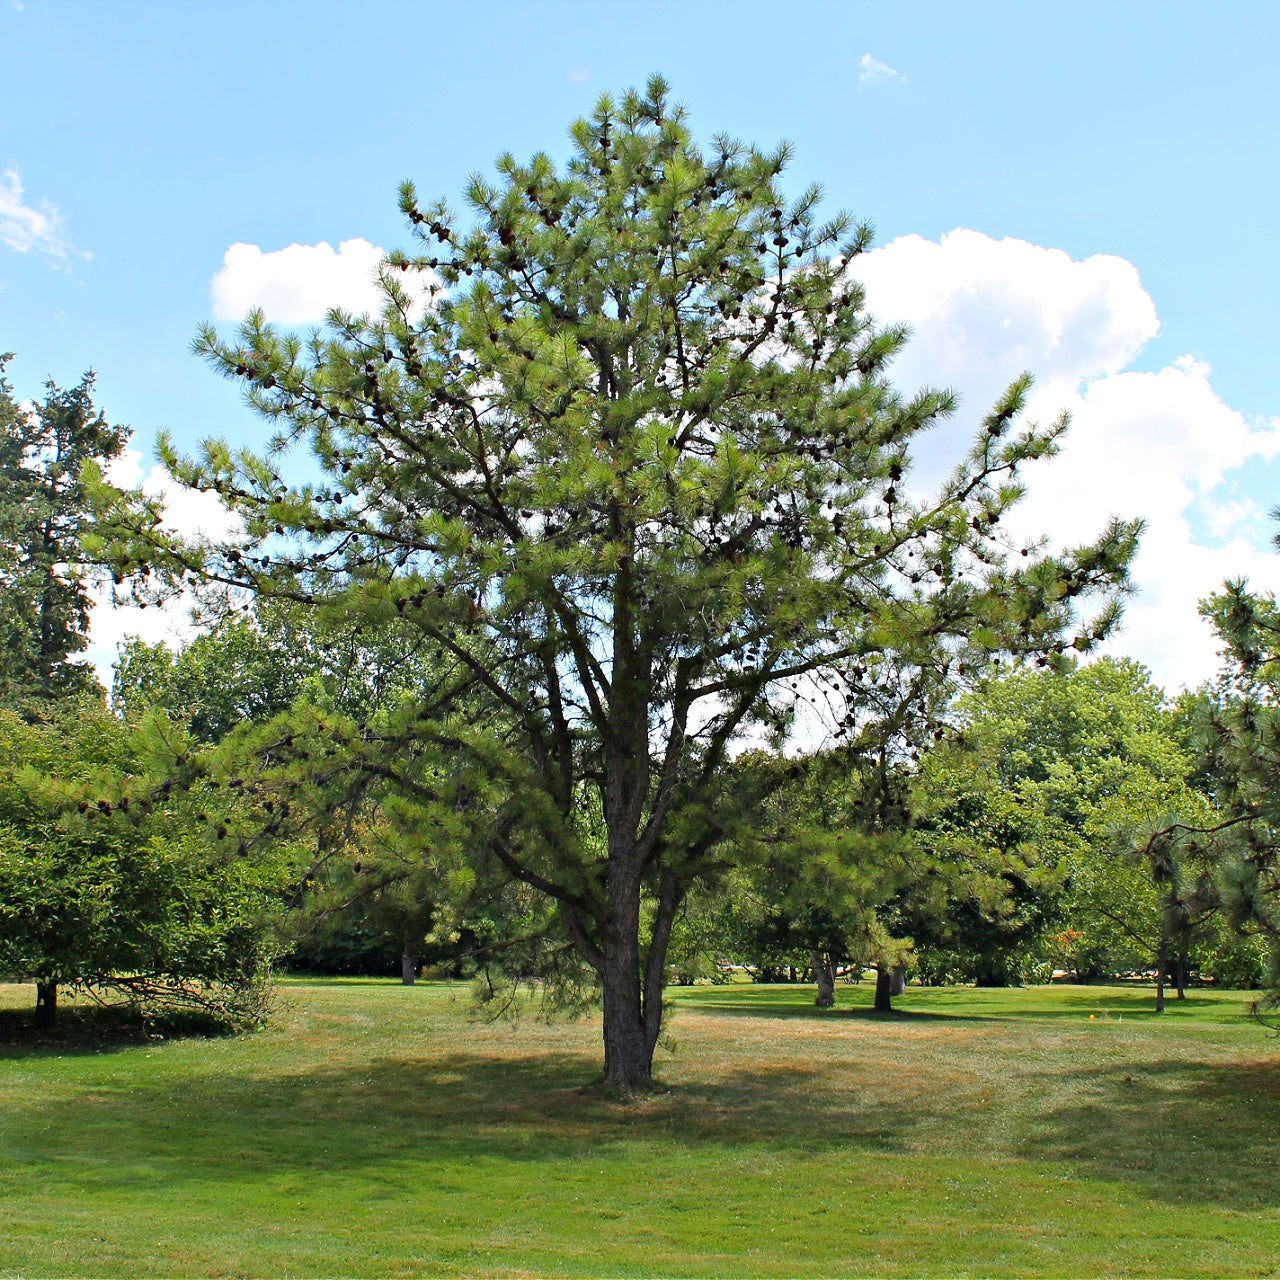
[3,1,1278,690]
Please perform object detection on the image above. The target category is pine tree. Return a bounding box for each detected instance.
[1186,578,1280,1018]
[98,79,1139,1089]
[0,356,130,707]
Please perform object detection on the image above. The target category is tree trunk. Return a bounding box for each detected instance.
[812,950,835,1008]
[874,965,893,1013]
[400,942,417,986]
[1154,950,1166,1014]
[1175,956,1186,1000]
[34,980,57,1029]
[597,861,678,1093]
[889,961,908,997]
[601,943,651,1091]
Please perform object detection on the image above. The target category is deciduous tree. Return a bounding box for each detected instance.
[0,701,287,1027]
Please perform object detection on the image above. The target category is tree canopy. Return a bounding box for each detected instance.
[914,659,1222,1001]
[96,78,1139,1088]
[0,357,130,707]
[0,700,288,1027]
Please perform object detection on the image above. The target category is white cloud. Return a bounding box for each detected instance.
[210,237,435,325]
[85,452,244,687]
[858,54,905,86]
[567,67,591,84]
[0,168,89,269]
[851,228,1280,692]
[855,230,1159,406]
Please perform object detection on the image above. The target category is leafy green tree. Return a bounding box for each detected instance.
[0,701,289,1027]
[0,357,130,707]
[97,80,1137,1088]
[719,746,928,1011]
[914,658,1216,1005]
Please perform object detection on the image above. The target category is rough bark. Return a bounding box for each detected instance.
[874,965,893,1013]
[401,943,417,986]
[600,839,653,1091]
[812,950,836,1008]
[34,980,57,1029]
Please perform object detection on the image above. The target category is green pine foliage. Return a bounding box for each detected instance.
[1185,579,1280,1018]
[93,79,1139,1086]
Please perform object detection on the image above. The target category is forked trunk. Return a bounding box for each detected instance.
[874,965,893,1013]
[602,938,653,1091]
[597,859,680,1093]
[34,980,57,1029]
[812,950,836,1007]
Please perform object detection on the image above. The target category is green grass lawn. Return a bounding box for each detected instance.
[1,978,1278,1278]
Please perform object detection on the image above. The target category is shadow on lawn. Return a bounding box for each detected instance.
[0,1004,234,1057]
[7,1031,1278,1210]
[1025,1054,1280,1210]
[681,995,994,1024]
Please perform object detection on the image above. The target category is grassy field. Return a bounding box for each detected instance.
[0,978,1278,1278]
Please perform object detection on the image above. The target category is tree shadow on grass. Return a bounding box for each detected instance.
[0,1004,235,1057]
[1022,1054,1280,1210]
[681,993,995,1023]
[6,1034,1278,1210]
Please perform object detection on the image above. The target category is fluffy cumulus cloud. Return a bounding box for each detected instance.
[210,237,430,325]
[852,229,1280,691]
[82,452,244,687]
[0,168,89,268]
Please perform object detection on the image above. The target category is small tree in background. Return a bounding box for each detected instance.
[914,659,1220,1007]
[96,79,1138,1089]
[0,702,288,1028]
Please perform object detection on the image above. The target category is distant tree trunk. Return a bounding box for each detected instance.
[811,950,835,1007]
[1175,956,1187,1000]
[1154,949,1166,1014]
[874,964,893,1013]
[890,962,908,997]
[400,942,417,985]
[34,980,57,1029]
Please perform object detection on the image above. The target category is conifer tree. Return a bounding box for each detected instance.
[1181,579,1280,1018]
[0,357,130,706]
[96,79,1139,1088]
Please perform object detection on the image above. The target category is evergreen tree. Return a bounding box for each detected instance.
[1183,579,1280,1019]
[0,356,130,706]
[97,80,1138,1089]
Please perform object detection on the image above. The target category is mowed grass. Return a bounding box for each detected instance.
[1,979,1278,1278]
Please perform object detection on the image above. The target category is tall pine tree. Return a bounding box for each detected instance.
[98,80,1139,1089]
